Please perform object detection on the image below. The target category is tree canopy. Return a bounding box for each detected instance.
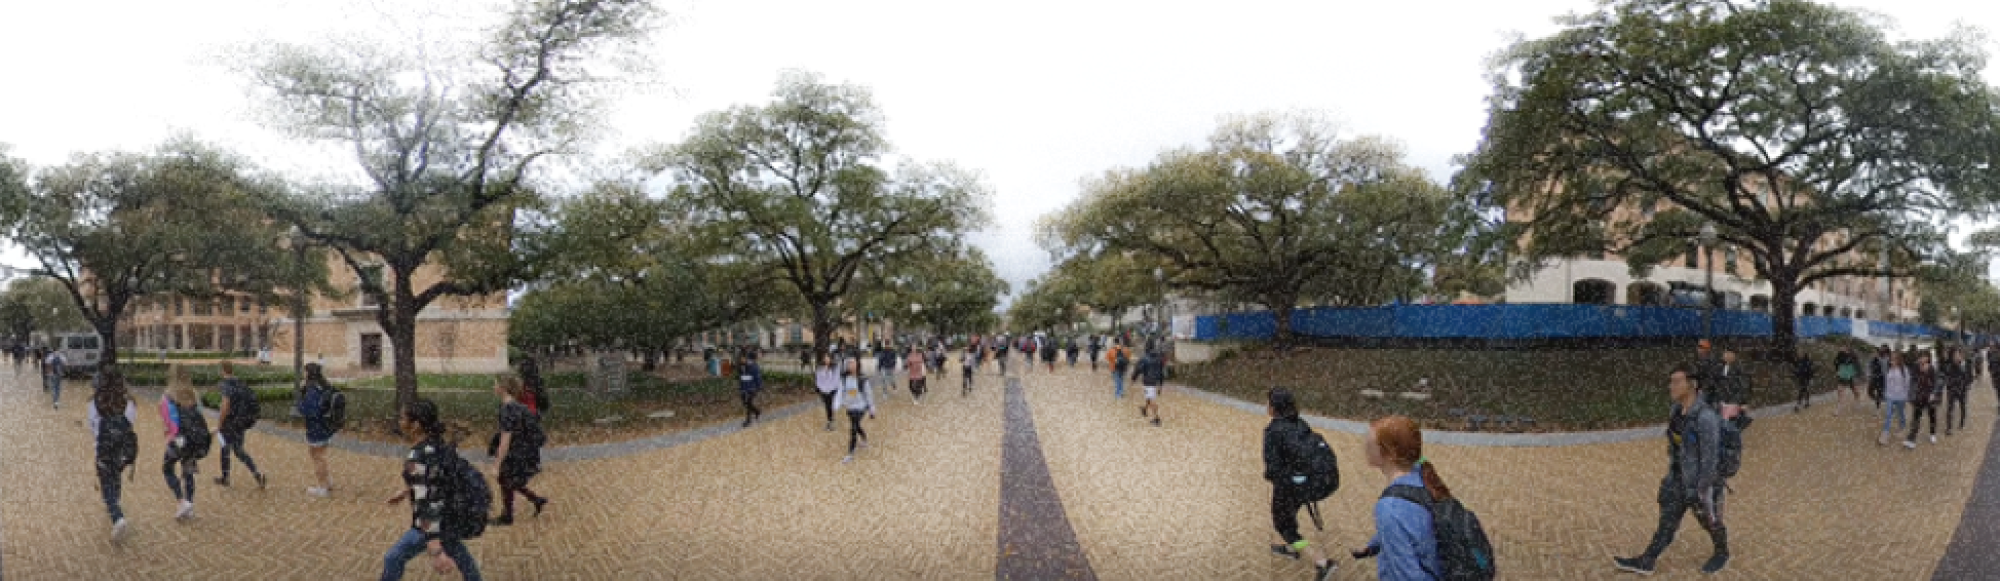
[1041,112,1459,345]
[1458,0,2000,356]
[649,71,994,356]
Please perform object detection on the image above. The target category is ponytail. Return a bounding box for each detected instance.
[1417,457,1454,502]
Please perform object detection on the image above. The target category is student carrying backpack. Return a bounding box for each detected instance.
[1358,415,1496,581]
[383,399,486,580]
[1263,388,1340,581]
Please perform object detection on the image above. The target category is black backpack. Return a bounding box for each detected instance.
[1115,349,1130,369]
[322,387,348,431]
[1687,409,1745,480]
[175,402,213,460]
[222,379,260,432]
[1383,485,1497,581]
[97,411,139,476]
[1294,428,1341,501]
[439,446,494,540]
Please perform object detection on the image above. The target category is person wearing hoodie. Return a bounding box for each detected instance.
[1945,348,1973,436]
[1905,354,1942,448]
[1262,388,1338,581]
[814,354,841,432]
[738,352,764,428]
[833,357,878,464]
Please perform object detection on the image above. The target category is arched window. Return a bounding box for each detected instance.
[1573,279,1616,305]
[1749,295,1771,313]
[1803,303,1819,317]
[1627,282,1667,306]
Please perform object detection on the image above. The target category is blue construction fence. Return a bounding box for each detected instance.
[1191,304,1989,344]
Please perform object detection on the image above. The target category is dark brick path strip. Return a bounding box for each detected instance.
[997,377,1097,581]
[1934,414,2000,580]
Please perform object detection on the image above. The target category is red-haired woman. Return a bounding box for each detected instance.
[1357,415,1445,580]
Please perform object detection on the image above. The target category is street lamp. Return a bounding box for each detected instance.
[1699,223,1718,345]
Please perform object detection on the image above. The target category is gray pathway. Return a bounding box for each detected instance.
[1934,412,2000,580]
[996,377,1096,581]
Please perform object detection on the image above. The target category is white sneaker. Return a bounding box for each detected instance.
[1931,435,1939,444]
[306,486,330,498]
[1878,432,1888,446]
[1904,440,1918,449]
[111,518,129,541]
[175,500,193,520]
[841,455,853,464]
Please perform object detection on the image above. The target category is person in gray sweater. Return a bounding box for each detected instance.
[1616,364,1729,575]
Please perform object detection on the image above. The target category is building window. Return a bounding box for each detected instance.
[174,298,184,316]
[240,297,252,313]
[1685,246,1700,268]
[359,265,384,307]
[192,298,212,316]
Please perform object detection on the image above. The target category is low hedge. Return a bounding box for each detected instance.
[198,385,300,410]
[122,362,297,388]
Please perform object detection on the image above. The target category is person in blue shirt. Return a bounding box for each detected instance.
[738,352,763,428]
[1355,415,1444,580]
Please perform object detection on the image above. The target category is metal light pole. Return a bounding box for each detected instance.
[292,229,308,391]
[1700,224,1718,345]
[1153,267,1166,351]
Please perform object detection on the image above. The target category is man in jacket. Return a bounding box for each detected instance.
[1132,349,1167,426]
[1616,365,1729,575]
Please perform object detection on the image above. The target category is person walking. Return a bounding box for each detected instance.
[1263,388,1339,581]
[1987,346,2000,412]
[815,354,841,431]
[1792,352,1816,413]
[1880,352,1911,446]
[905,346,928,403]
[961,345,977,396]
[738,352,764,428]
[1906,354,1942,448]
[876,344,898,393]
[297,363,338,498]
[1710,350,1748,423]
[1042,336,1059,372]
[488,376,548,526]
[1614,365,1730,575]
[1133,348,1167,426]
[1869,346,1890,410]
[89,366,139,541]
[1833,348,1861,415]
[1110,340,1132,399]
[518,357,549,417]
[996,335,1011,376]
[1352,415,1449,580]
[1065,337,1080,369]
[833,357,878,464]
[1087,335,1103,372]
[212,361,268,490]
[381,399,483,581]
[160,367,208,521]
[44,348,66,409]
[1945,348,1973,436]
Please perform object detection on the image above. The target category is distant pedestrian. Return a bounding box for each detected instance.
[518,357,548,417]
[815,355,841,431]
[1906,354,1941,448]
[1945,348,1972,436]
[89,367,139,542]
[212,361,267,490]
[1043,337,1059,372]
[487,375,548,526]
[834,358,877,464]
[961,346,977,396]
[1614,365,1730,575]
[996,337,1011,376]
[296,363,337,497]
[160,367,209,521]
[1087,336,1103,372]
[1110,340,1132,399]
[1987,346,2000,412]
[876,345,897,393]
[1691,340,1720,398]
[1710,350,1747,422]
[1133,349,1167,427]
[1791,352,1815,413]
[1065,337,1080,368]
[1869,347,1890,410]
[740,348,760,426]
[1262,388,1339,581]
[1833,348,1861,415]
[905,346,928,403]
[1023,337,1037,374]
[1879,353,1911,446]
[381,399,483,581]
[44,349,66,409]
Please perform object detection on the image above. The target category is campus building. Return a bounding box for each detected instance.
[1502,188,1921,323]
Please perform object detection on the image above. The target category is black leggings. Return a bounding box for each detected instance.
[819,391,836,422]
[1795,377,1812,407]
[1643,488,1727,561]
[218,430,259,478]
[1947,390,1970,430]
[846,409,868,453]
[1271,484,1311,545]
[740,390,760,419]
[1909,401,1940,440]
[163,452,197,501]
[499,469,544,517]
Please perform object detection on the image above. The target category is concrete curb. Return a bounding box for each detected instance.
[1172,383,1844,447]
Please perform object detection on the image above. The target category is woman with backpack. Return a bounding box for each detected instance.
[488,375,548,526]
[1263,388,1338,581]
[382,399,483,581]
[89,365,138,541]
[1356,415,1447,580]
[160,366,208,521]
[296,363,337,498]
[212,361,267,489]
[833,357,877,464]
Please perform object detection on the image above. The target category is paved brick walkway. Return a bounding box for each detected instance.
[1,357,1995,580]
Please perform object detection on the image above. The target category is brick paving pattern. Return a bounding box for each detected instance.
[1,355,1996,580]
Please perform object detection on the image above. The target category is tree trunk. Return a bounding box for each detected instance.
[94,319,121,369]
[1769,282,1799,362]
[1272,304,1295,350]
[810,300,836,363]
[389,270,421,421]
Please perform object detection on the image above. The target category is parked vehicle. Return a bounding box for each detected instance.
[54,332,102,377]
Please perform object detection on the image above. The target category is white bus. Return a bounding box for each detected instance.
[53,332,101,376]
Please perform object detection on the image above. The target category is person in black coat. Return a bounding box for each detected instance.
[1262,388,1337,580]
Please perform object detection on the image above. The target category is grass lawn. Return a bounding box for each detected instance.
[250,371,819,447]
[1176,338,1863,431]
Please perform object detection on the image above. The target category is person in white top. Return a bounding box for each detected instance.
[1879,352,1912,446]
[814,355,842,432]
[832,357,877,464]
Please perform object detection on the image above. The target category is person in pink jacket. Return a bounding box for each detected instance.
[905,346,928,403]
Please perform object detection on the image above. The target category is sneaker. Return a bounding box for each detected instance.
[489,515,514,526]
[1151,418,1163,427]
[1313,560,1338,581]
[1270,544,1301,560]
[841,455,854,464]
[214,475,230,487]
[1613,556,1656,575]
[532,498,549,518]
[306,486,330,498]
[111,518,129,541]
[1700,553,1730,574]
[1878,432,1888,446]
[741,419,753,428]
[175,500,194,521]
[255,473,268,490]
[1140,405,1148,417]
[1904,440,1917,449]
[1931,435,1939,444]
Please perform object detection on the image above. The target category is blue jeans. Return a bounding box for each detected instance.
[381,528,481,581]
[96,457,124,523]
[1883,400,1908,433]
[1113,372,1126,398]
[45,374,60,404]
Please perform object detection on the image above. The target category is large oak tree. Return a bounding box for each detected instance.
[1457,0,2000,357]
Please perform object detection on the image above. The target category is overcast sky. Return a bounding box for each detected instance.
[4,0,1998,303]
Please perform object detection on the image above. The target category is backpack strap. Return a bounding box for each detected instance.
[1381,483,1431,508]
